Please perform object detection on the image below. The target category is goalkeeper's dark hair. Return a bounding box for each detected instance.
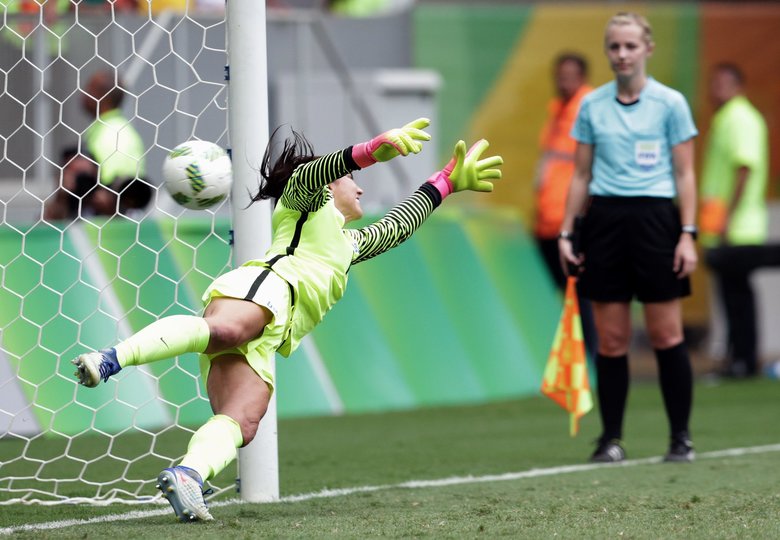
[251,126,316,203]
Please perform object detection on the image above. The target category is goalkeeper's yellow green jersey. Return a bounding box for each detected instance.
[243,147,441,357]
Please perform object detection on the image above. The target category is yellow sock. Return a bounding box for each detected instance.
[114,315,210,367]
[179,414,243,482]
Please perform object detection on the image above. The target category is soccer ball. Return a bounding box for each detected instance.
[162,140,232,210]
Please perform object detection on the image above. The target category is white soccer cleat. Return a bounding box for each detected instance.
[157,466,214,522]
[71,348,121,388]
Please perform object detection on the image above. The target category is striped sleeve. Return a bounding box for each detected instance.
[347,182,442,265]
[280,147,360,212]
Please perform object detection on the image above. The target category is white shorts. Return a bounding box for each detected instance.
[199,265,292,392]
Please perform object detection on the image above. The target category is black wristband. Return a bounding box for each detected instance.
[558,230,573,241]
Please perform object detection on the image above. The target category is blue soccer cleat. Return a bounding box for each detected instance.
[157,466,214,522]
[71,348,121,387]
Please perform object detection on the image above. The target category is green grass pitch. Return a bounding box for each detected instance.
[1,378,778,538]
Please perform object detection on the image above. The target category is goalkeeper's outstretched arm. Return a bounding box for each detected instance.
[253,118,432,213]
[349,139,503,264]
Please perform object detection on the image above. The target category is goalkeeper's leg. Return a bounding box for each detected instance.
[71,315,210,387]
[160,353,271,522]
[72,297,270,387]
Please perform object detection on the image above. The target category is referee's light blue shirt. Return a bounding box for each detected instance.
[571,78,698,198]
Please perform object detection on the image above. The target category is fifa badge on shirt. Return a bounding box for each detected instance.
[635,140,661,170]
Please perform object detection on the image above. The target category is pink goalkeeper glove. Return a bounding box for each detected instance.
[427,139,503,199]
[352,117,431,169]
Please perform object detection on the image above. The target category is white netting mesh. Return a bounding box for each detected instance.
[0,1,234,504]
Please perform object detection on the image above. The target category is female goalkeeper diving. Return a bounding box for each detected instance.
[71,118,503,522]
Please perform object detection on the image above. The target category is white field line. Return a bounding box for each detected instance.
[2,442,779,535]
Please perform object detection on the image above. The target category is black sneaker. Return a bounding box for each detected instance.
[664,437,695,463]
[590,438,626,463]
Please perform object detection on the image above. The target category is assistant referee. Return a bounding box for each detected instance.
[558,12,699,463]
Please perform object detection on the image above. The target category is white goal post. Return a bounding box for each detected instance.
[0,0,276,505]
[226,0,277,503]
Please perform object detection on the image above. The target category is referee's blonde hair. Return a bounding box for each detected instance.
[605,12,654,48]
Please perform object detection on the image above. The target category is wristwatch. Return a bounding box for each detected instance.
[558,230,573,241]
[681,224,698,241]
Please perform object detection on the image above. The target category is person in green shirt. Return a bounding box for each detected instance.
[82,70,151,214]
[45,70,151,219]
[699,63,770,378]
[70,118,503,522]
[327,0,390,17]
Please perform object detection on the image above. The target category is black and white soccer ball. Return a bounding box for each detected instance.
[162,140,232,210]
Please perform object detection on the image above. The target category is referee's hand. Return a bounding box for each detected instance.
[674,235,698,278]
[558,236,584,277]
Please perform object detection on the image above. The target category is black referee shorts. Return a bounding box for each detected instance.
[578,196,691,303]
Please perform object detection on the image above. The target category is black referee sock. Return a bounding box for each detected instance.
[655,342,693,441]
[595,353,629,442]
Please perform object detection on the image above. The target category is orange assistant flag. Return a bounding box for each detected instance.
[541,276,593,436]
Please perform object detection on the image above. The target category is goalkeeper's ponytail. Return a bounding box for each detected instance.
[250,126,316,204]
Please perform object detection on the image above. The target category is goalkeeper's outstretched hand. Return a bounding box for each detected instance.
[427,139,503,198]
[352,117,431,169]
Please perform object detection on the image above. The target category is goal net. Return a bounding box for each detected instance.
[0,0,238,505]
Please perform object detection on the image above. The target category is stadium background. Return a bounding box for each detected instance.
[1,1,779,437]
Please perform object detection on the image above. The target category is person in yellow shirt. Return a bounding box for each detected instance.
[700,63,770,378]
[45,70,151,219]
[534,52,596,359]
[327,0,391,17]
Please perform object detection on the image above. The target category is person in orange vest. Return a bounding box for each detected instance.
[534,52,597,360]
